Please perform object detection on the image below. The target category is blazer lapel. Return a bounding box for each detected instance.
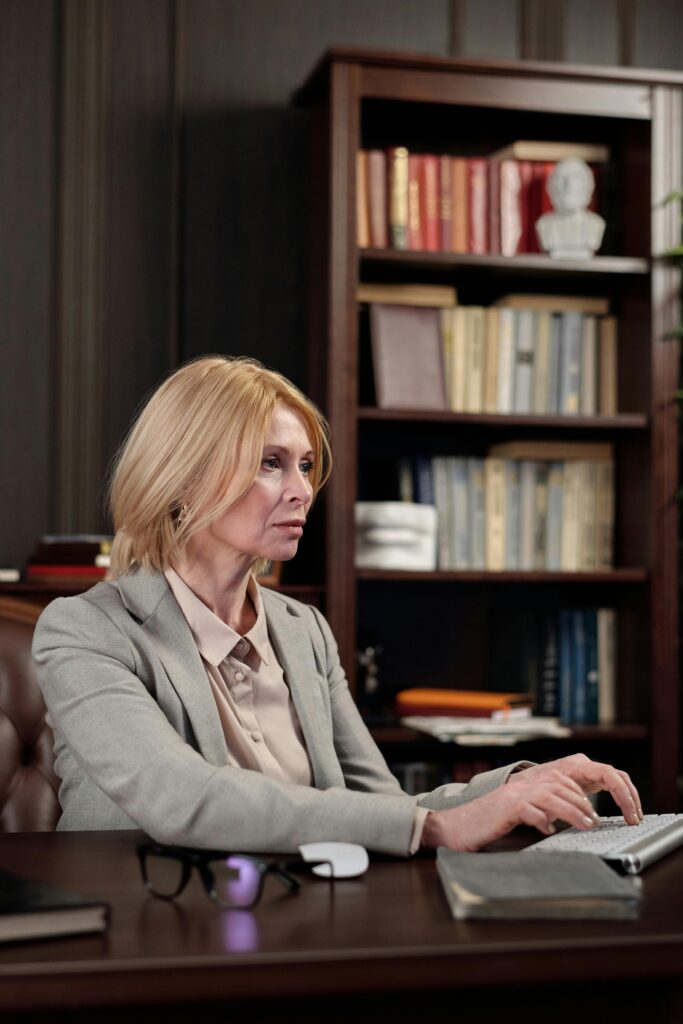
[115,571,230,768]
[262,589,342,789]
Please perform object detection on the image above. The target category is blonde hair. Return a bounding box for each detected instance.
[108,355,331,577]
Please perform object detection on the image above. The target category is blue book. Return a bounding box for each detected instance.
[572,608,587,725]
[558,312,583,415]
[558,609,574,724]
[412,457,435,505]
[583,608,599,725]
[539,612,560,717]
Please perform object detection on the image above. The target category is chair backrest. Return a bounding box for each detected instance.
[0,597,60,831]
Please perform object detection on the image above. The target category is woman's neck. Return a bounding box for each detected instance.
[171,551,256,633]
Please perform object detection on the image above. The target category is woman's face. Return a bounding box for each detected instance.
[200,404,315,567]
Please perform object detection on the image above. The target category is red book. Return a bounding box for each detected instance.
[468,158,488,254]
[419,154,440,252]
[407,153,422,250]
[517,160,533,252]
[488,159,501,255]
[26,564,107,578]
[366,149,387,248]
[438,155,452,251]
[451,157,469,253]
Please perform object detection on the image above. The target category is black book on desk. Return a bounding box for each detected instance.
[436,849,641,921]
[0,868,110,943]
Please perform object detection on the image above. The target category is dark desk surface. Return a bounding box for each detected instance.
[1,830,683,1022]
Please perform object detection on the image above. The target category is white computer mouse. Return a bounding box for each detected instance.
[298,841,369,879]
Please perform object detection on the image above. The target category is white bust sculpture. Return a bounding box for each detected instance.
[535,158,606,259]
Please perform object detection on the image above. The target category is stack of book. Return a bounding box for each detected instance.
[25,534,113,585]
[356,140,610,256]
[368,292,618,417]
[399,441,614,573]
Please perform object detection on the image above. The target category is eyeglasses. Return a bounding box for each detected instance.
[137,843,333,910]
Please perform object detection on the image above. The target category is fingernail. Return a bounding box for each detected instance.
[583,815,595,826]
[547,824,556,834]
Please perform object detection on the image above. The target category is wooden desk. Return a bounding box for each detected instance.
[1,831,683,1023]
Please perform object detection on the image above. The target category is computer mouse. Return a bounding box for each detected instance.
[298,841,369,879]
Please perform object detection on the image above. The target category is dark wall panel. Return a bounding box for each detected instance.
[0,0,57,566]
[180,0,451,389]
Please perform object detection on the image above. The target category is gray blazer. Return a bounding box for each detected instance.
[32,570,524,855]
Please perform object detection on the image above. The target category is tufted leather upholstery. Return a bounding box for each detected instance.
[0,597,60,831]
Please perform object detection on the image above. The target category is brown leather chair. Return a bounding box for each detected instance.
[0,597,60,831]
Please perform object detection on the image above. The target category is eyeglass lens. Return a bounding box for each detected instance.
[144,851,186,897]
[207,856,263,907]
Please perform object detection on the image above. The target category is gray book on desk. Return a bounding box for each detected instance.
[436,849,641,920]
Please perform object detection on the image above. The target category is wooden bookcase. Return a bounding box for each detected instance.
[296,50,682,811]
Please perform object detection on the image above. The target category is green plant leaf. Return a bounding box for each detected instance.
[662,245,683,257]
[663,327,683,340]
[661,190,683,204]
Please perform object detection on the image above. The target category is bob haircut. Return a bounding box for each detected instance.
[108,355,331,577]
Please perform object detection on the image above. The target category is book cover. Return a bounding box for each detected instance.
[547,313,562,414]
[412,457,436,505]
[436,849,639,921]
[396,688,533,718]
[468,158,488,254]
[495,294,610,315]
[370,304,448,410]
[367,149,388,248]
[496,307,516,414]
[356,150,370,249]
[513,309,535,414]
[432,456,452,570]
[599,315,618,415]
[499,158,524,256]
[357,283,457,308]
[518,459,536,571]
[571,606,588,724]
[560,461,582,571]
[488,159,501,255]
[483,307,500,413]
[545,461,564,571]
[489,140,610,163]
[533,310,551,415]
[439,154,452,251]
[464,306,486,413]
[450,306,467,412]
[451,456,470,569]
[387,146,409,249]
[489,440,613,461]
[485,457,506,571]
[584,607,600,725]
[407,153,422,250]
[538,612,560,716]
[580,315,598,415]
[577,461,599,570]
[558,312,583,415]
[420,154,440,252]
[467,457,486,570]
[558,608,574,723]
[451,157,469,253]
[503,458,521,570]
[595,460,615,568]
[532,461,550,570]
[597,607,617,725]
[0,868,109,943]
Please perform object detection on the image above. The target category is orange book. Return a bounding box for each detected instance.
[356,151,370,249]
[420,154,440,252]
[395,688,534,718]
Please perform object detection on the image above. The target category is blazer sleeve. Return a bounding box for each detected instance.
[32,595,421,856]
[306,605,533,809]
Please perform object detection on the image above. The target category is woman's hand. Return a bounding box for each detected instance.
[507,754,643,826]
[421,753,643,852]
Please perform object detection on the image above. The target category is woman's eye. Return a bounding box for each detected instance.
[262,456,280,470]
[300,460,313,476]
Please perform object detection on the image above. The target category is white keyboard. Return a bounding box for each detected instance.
[524,814,683,874]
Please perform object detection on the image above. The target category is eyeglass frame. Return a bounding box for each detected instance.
[137,843,333,910]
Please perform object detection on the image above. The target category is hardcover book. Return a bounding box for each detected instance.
[0,869,109,943]
[436,849,640,920]
[370,304,448,410]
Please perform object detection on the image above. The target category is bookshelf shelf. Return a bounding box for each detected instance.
[358,408,648,430]
[371,723,648,746]
[300,50,681,810]
[357,569,648,584]
[361,250,650,277]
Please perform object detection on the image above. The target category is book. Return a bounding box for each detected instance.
[0,868,109,943]
[499,159,524,256]
[0,568,21,583]
[370,304,448,410]
[25,564,107,580]
[532,311,552,414]
[518,460,536,571]
[407,153,422,250]
[468,158,488,254]
[451,457,470,569]
[420,154,440,251]
[513,309,535,414]
[503,458,521,570]
[467,457,486,569]
[449,306,467,412]
[489,440,613,461]
[597,607,617,724]
[483,307,500,413]
[496,307,516,414]
[387,146,409,249]
[558,312,584,415]
[489,140,610,163]
[356,151,370,248]
[495,294,610,315]
[436,850,640,921]
[438,154,452,251]
[357,283,457,308]
[395,688,534,718]
[485,457,506,570]
[464,306,485,413]
[451,157,468,253]
[599,315,618,415]
[367,149,388,248]
[580,315,598,415]
[431,456,452,570]
[488,159,501,255]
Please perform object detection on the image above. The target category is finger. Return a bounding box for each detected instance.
[615,768,643,819]
[518,802,557,836]
[527,790,600,832]
[586,765,641,825]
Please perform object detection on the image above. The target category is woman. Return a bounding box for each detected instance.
[33,356,642,855]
